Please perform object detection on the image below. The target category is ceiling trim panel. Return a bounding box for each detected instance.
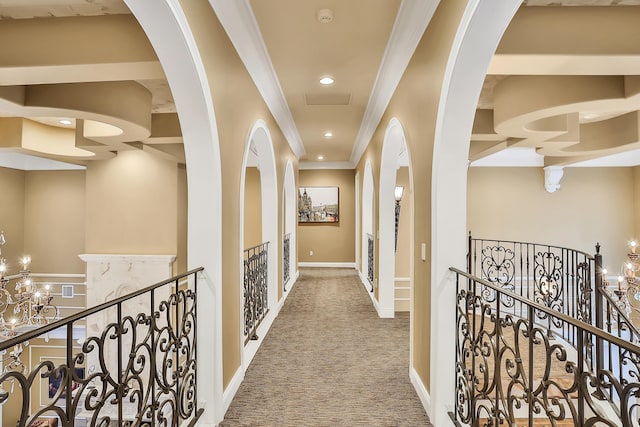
[209,0,305,158]
[349,0,440,166]
[299,161,354,170]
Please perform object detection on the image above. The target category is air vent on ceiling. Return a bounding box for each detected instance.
[304,93,351,106]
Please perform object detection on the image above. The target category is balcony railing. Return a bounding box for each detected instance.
[283,234,290,292]
[451,267,640,427]
[244,242,269,344]
[0,267,203,427]
[367,233,374,292]
[468,236,596,351]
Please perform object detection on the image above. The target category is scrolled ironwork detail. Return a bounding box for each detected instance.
[244,242,269,344]
[0,269,201,427]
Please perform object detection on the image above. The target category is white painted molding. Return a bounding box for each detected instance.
[222,366,243,414]
[350,0,439,165]
[243,308,277,370]
[209,0,305,158]
[410,367,432,418]
[298,262,356,268]
[543,165,564,193]
[78,254,176,264]
[394,277,411,282]
[298,161,354,170]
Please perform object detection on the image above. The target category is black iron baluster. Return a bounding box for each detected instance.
[118,302,123,425]
[151,288,156,427]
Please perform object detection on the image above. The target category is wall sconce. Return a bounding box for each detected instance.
[394,186,404,252]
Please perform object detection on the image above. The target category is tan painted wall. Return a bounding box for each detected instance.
[177,165,188,274]
[0,167,25,258]
[394,167,411,312]
[297,170,355,263]
[244,167,263,249]
[355,0,468,391]
[395,167,411,278]
[468,167,635,267]
[24,170,85,273]
[179,0,298,389]
[85,150,178,256]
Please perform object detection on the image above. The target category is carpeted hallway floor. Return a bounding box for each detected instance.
[220,268,433,427]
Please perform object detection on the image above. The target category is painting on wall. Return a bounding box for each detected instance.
[298,186,339,223]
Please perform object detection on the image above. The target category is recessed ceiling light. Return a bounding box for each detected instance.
[323,131,333,138]
[319,76,334,85]
[59,119,73,125]
[317,155,324,160]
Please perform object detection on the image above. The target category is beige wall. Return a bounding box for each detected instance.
[297,169,355,263]
[394,167,411,312]
[468,167,635,266]
[244,167,262,249]
[395,167,411,278]
[355,0,468,391]
[179,0,298,389]
[85,150,178,256]
[0,167,25,258]
[24,170,85,273]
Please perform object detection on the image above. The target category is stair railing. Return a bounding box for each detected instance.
[451,266,640,427]
[0,267,204,427]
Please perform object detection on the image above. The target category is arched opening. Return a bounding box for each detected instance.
[282,159,297,297]
[240,120,279,370]
[429,1,521,425]
[360,161,375,297]
[378,118,412,319]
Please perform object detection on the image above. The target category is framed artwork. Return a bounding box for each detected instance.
[298,186,339,223]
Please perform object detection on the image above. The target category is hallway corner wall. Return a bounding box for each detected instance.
[297,169,356,264]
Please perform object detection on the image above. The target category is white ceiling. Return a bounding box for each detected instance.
[0,0,639,170]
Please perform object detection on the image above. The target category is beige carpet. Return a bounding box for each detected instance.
[220,268,433,427]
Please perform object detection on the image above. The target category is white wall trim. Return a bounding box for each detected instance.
[222,366,243,414]
[394,277,411,282]
[298,161,354,170]
[410,367,432,418]
[123,1,224,424]
[430,1,521,425]
[350,0,439,165]
[243,307,278,370]
[298,262,355,268]
[357,270,395,318]
[208,0,305,158]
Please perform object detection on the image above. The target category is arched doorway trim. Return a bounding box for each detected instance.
[428,1,521,425]
[122,1,223,425]
[281,159,298,301]
[378,117,410,319]
[239,119,279,371]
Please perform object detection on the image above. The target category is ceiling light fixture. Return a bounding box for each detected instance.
[319,76,334,85]
[59,119,72,126]
[317,155,324,160]
[323,131,333,138]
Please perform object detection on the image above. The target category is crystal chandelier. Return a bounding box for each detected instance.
[0,231,59,338]
[603,240,640,318]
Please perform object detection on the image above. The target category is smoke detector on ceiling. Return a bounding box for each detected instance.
[317,9,334,24]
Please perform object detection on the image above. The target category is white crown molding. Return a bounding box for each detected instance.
[298,161,354,170]
[209,0,305,159]
[349,0,440,166]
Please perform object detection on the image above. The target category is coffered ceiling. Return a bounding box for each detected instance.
[0,0,638,170]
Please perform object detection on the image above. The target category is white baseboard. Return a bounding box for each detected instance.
[358,270,394,318]
[298,262,355,268]
[279,270,300,310]
[222,366,243,414]
[243,308,277,370]
[410,367,432,419]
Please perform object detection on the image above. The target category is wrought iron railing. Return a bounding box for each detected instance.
[451,267,640,427]
[244,242,269,344]
[367,233,374,292]
[468,235,596,351]
[283,233,290,292]
[0,267,203,427]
